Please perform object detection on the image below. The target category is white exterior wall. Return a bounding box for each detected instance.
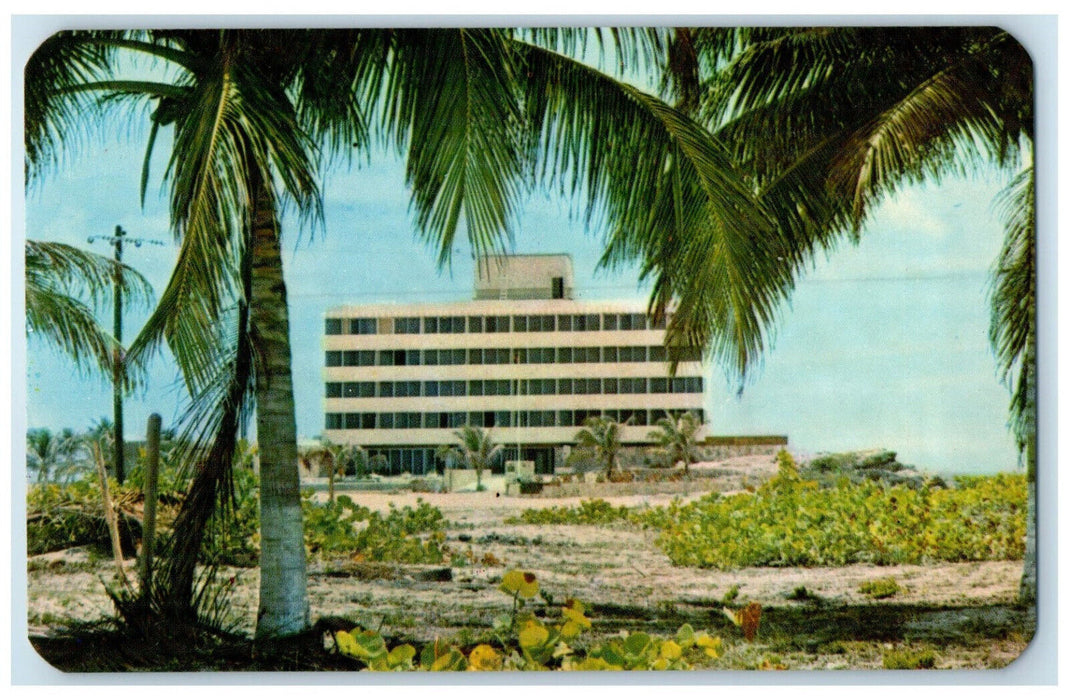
[322,297,707,449]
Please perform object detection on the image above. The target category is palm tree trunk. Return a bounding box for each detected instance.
[249,173,309,640]
[1018,342,1037,607]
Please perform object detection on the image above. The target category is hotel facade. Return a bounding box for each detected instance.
[322,255,707,475]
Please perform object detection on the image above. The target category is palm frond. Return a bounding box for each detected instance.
[25,240,154,381]
[989,166,1035,455]
[381,29,525,267]
[519,40,777,383]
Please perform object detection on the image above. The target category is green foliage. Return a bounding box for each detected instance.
[191,473,450,567]
[329,569,722,671]
[640,473,1026,569]
[507,498,634,526]
[302,495,449,564]
[883,647,937,670]
[859,577,902,600]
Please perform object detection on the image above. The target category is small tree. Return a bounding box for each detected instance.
[437,425,502,491]
[648,411,702,476]
[574,415,627,480]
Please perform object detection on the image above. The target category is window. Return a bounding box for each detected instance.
[468,348,483,365]
[467,316,484,333]
[523,378,554,395]
[351,318,377,334]
[557,347,573,364]
[397,412,421,429]
[326,413,343,429]
[619,346,647,363]
[552,277,564,299]
[444,316,465,333]
[378,382,394,398]
[378,413,394,429]
[649,377,668,394]
[344,350,374,367]
[484,348,510,364]
[442,380,466,397]
[619,377,647,394]
[468,380,484,396]
[423,317,438,334]
[512,315,528,332]
[671,377,688,393]
[344,413,360,429]
[326,351,342,367]
[602,314,618,331]
[394,317,420,334]
[557,314,573,331]
[486,315,510,333]
[620,313,647,331]
[494,411,512,428]
[406,349,421,366]
[528,347,554,364]
[486,380,511,396]
[326,382,343,398]
[422,349,439,366]
[529,411,555,427]
[602,346,618,363]
[468,412,485,427]
[424,381,440,397]
[325,318,343,335]
[602,378,618,394]
[361,413,376,429]
[448,412,466,428]
[343,382,374,398]
[558,409,574,426]
[576,378,601,394]
[442,349,466,365]
[532,315,555,332]
[648,345,667,362]
[396,381,421,397]
[575,346,601,363]
[557,378,574,394]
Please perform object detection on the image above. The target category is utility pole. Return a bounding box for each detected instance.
[88,225,162,484]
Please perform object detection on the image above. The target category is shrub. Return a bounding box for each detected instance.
[639,473,1025,569]
[859,577,901,599]
[883,648,937,669]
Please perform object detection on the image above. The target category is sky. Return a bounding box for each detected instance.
[16,27,1029,478]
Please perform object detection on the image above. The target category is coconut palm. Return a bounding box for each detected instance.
[437,425,503,491]
[655,26,1035,601]
[26,428,75,484]
[574,415,628,480]
[25,239,153,381]
[25,27,770,638]
[647,411,702,476]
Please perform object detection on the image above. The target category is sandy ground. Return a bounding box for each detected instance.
[26,454,1031,670]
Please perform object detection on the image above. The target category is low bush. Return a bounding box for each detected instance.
[506,498,634,526]
[859,577,902,599]
[636,453,1025,569]
[327,569,723,671]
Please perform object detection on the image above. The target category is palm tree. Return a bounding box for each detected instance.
[25,239,153,381]
[647,411,702,476]
[574,415,627,480]
[437,425,503,492]
[25,28,769,638]
[655,27,1035,601]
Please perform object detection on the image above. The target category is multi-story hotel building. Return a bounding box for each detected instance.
[322,255,707,475]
